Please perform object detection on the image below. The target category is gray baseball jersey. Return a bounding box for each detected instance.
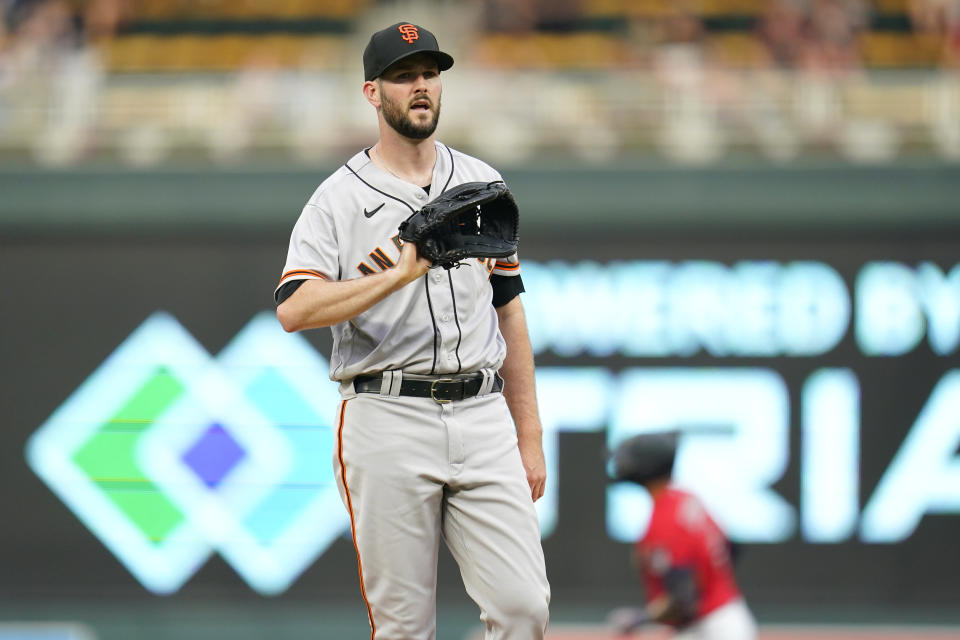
[276,141,550,638]
[275,141,521,384]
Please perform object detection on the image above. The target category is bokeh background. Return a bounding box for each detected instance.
[2,0,960,639]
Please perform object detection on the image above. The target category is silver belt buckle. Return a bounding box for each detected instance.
[430,378,455,404]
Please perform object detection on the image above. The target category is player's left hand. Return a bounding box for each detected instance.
[518,436,546,502]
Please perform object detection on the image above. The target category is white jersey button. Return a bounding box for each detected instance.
[441,314,451,322]
[415,192,425,200]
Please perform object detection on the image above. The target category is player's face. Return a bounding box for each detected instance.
[377,55,442,140]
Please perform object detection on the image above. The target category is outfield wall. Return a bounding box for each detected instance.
[2,161,959,637]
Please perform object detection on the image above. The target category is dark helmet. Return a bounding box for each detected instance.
[610,431,678,486]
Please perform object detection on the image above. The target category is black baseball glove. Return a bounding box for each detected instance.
[398,180,519,269]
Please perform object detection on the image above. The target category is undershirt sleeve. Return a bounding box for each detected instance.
[491,274,525,308]
[275,279,305,305]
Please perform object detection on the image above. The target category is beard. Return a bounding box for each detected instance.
[381,92,441,140]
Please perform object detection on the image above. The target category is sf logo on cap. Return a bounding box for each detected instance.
[398,23,419,43]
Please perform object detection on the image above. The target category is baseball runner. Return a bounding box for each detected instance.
[607,433,756,640]
[274,22,550,640]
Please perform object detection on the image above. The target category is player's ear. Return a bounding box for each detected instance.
[363,80,380,108]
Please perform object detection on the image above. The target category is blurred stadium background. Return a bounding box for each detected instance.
[2,0,960,639]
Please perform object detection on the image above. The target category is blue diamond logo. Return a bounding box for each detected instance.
[182,424,246,488]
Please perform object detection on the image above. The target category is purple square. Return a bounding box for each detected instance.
[182,423,246,488]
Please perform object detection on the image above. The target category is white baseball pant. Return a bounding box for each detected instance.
[334,388,551,640]
[674,599,757,640]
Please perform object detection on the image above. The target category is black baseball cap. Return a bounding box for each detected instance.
[363,22,454,81]
[610,432,678,486]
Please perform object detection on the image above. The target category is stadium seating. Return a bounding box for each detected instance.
[89,0,950,73]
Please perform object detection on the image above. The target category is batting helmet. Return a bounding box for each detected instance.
[610,432,678,485]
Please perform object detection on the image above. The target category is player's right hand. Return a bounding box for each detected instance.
[394,240,432,286]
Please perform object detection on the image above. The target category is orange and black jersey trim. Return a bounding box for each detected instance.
[275,269,329,305]
[336,400,377,639]
[278,268,329,285]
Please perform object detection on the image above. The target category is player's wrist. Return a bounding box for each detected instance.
[385,265,409,291]
[386,263,422,292]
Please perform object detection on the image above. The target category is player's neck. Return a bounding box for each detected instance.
[645,479,671,498]
[372,135,436,188]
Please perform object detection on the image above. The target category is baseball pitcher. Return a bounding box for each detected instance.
[274,22,550,640]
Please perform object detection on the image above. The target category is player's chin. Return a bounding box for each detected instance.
[408,108,434,122]
[404,117,438,139]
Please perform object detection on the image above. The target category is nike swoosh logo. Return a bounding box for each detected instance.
[364,203,385,218]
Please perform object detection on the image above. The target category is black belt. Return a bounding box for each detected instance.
[353,372,503,404]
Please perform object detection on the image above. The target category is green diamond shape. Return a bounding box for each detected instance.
[72,367,186,544]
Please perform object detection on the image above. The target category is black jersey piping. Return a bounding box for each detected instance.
[344,161,417,213]
[424,277,440,374]
[347,149,449,374]
[446,271,463,373]
[438,144,456,194]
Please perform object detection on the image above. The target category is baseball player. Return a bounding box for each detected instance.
[274,22,550,640]
[607,433,756,640]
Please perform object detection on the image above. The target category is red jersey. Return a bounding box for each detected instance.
[635,486,740,623]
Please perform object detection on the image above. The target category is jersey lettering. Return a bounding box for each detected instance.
[369,248,395,271]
